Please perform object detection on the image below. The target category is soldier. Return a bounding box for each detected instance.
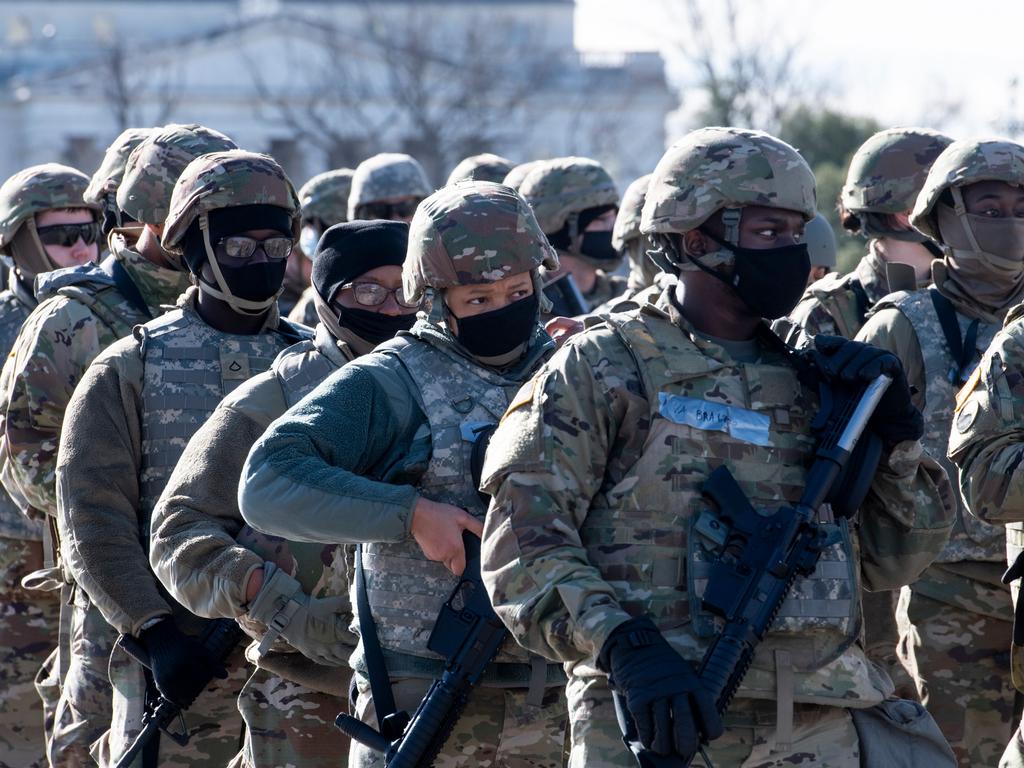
[56,149,310,767]
[0,123,234,767]
[520,157,626,313]
[858,137,1024,766]
[480,127,955,766]
[239,181,569,768]
[149,220,418,768]
[805,212,838,286]
[502,159,546,191]
[83,127,152,244]
[446,152,514,185]
[347,152,432,223]
[289,168,355,326]
[0,163,99,768]
[781,128,952,346]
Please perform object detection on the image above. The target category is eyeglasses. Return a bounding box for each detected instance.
[36,222,101,248]
[337,281,420,308]
[217,236,293,262]
[358,199,421,220]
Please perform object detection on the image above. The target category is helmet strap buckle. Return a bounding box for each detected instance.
[721,208,742,246]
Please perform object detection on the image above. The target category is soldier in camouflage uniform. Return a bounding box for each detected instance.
[148,219,418,768]
[56,149,311,767]
[781,128,952,347]
[240,181,569,768]
[856,137,1024,766]
[347,152,432,223]
[0,123,228,768]
[502,160,546,192]
[446,153,514,185]
[289,168,355,326]
[480,127,955,767]
[0,163,99,768]
[83,127,152,244]
[520,157,626,314]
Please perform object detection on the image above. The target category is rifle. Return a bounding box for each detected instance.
[111,618,245,768]
[614,374,892,768]
[335,532,507,768]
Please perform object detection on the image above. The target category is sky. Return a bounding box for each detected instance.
[574,0,1024,140]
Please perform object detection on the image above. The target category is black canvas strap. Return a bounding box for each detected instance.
[929,288,978,384]
[354,545,399,731]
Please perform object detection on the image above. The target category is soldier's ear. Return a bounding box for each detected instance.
[682,230,708,258]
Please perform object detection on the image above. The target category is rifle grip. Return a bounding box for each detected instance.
[117,633,151,668]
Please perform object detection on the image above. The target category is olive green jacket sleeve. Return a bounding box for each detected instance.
[949,321,1024,524]
[148,372,281,621]
[56,335,172,635]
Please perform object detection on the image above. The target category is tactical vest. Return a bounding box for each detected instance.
[590,307,881,707]
[274,324,353,408]
[136,305,292,538]
[364,332,533,664]
[0,286,39,540]
[880,290,1003,563]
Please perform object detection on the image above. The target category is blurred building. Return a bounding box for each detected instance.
[0,0,673,188]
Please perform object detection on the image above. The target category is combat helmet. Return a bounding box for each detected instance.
[805,212,837,269]
[347,153,432,220]
[502,160,546,191]
[613,174,656,290]
[0,163,100,281]
[163,150,300,314]
[519,157,618,237]
[446,153,515,185]
[84,127,152,232]
[641,127,816,272]
[403,180,557,305]
[117,123,237,227]
[911,138,1024,244]
[840,127,952,239]
[298,169,354,227]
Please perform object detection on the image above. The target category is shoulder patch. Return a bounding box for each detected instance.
[955,363,983,413]
[503,379,536,421]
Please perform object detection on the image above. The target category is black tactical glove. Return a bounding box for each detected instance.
[599,616,723,759]
[138,617,227,708]
[812,335,923,448]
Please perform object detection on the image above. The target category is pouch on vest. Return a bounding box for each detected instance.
[850,699,956,768]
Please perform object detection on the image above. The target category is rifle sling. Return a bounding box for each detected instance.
[929,288,978,384]
[355,545,399,726]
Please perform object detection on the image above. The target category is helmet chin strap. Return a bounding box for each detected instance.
[199,212,281,317]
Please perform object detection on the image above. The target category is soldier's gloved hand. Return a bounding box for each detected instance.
[246,562,350,667]
[812,335,923,447]
[598,616,723,759]
[139,617,227,708]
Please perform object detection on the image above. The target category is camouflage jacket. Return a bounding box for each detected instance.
[480,288,953,706]
[0,273,38,540]
[778,245,890,348]
[584,268,628,312]
[0,234,189,519]
[55,288,301,635]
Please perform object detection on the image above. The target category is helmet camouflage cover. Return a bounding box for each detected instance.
[612,173,652,251]
[116,123,237,226]
[347,153,432,219]
[162,150,300,254]
[446,153,515,185]
[403,180,557,302]
[0,163,98,250]
[518,156,619,235]
[83,127,153,207]
[841,127,952,216]
[502,159,546,191]
[911,137,1024,242]
[298,168,354,226]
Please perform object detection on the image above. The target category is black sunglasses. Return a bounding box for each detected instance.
[36,222,101,248]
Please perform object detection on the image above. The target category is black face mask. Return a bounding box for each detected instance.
[698,232,810,320]
[208,260,288,303]
[337,305,416,344]
[448,292,539,359]
[579,230,619,262]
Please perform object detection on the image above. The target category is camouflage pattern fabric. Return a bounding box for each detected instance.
[0,535,60,768]
[287,285,319,327]
[116,123,237,226]
[403,180,557,303]
[840,128,953,217]
[480,291,954,764]
[445,153,514,186]
[612,174,657,295]
[347,153,432,220]
[162,150,301,253]
[582,269,627,312]
[502,160,546,192]
[298,168,354,226]
[896,587,1013,767]
[0,163,97,250]
[912,138,1024,243]
[83,128,152,209]
[567,676,860,768]
[518,156,618,236]
[349,672,568,768]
